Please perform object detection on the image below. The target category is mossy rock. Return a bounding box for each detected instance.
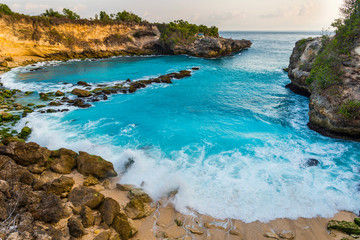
[39,93,50,101]
[18,126,32,139]
[55,90,65,96]
[328,220,360,235]
[0,112,13,121]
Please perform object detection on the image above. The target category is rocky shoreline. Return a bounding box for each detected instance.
[287,36,360,142]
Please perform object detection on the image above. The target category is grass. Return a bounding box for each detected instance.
[339,100,360,119]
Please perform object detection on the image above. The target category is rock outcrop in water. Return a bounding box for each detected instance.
[287,37,360,141]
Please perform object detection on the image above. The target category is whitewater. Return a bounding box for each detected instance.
[2,31,360,223]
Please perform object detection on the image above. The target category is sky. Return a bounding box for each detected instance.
[2,0,344,31]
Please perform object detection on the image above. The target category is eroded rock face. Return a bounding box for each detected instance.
[169,37,252,58]
[76,151,117,178]
[287,37,322,97]
[288,37,360,141]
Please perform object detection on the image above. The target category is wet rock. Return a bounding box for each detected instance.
[127,188,152,203]
[18,126,32,140]
[99,197,120,225]
[39,93,50,101]
[50,148,77,174]
[71,88,91,97]
[83,174,99,186]
[125,198,152,219]
[185,225,204,235]
[111,213,137,240]
[327,220,360,235]
[192,67,200,70]
[0,141,51,166]
[279,232,295,239]
[175,218,183,227]
[0,111,13,120]
[80,205,95,228]
[94,231,111,240]
[305,158,319,167]
[72,98,91,108]
[68,217,85,238]
[55,90,65,96]
[77,81,91,86]
[76,151,117,178]
[68,186,104,209]
[47,176,75,197]
[48,101,63,106]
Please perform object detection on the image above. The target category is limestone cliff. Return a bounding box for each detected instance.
[0,15,251,71]
[287,37,360,141]
[0,15,161,70]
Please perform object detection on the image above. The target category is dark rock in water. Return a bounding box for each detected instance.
[71,88,92,97]
[68,186,104,209]
[305,158,320,167]
[126,79,131,82]
[68,217,85,238]
[192,67,200,70]
[55,90,65,96]
[124,158,135,171]
[77,81,91,86]
[76,151,117,178]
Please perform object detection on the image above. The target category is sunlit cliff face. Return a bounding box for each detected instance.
[3,0,343,30]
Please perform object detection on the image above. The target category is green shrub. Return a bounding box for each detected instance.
[63,8,80,20]
[339,100,360,119]
[41,8,64,18]
[116,11,142,23]
[0,4,13,15]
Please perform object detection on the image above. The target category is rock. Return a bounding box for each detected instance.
[100,197,120,225]
[68,186,104,209]
[68,217,85,238]
[111,213,137,240]
[125,198,152,219]
[0,141,51,166]
[279,232,295,239]
[55,90,65,96]
[39,93,49,101]
[94,231,111,240]
[327,220,360,235]
[71,88,91,97]
[175,218,183,227]
[0,111,13,120]
[155,231,168,238]
[33,193,64,223]
[77,81,91,86]
[264,232,279,239]
[185,225,204,235]
[80,205,95,228]
[50,148,77,174]
[116,183,135,191]
[127,188,152,203]
[27,164,46,174]
[304,158,320,167]
[76,151,117,178]
[0,180,10,197]
[18,126,32,139]
[0,155,34,184]
[47,176,75,197]
[83,174,99,186]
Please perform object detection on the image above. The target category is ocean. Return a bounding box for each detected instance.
[2,31,360,223]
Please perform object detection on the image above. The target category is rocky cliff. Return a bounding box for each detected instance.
[0,15,251,71]
[287,37,360,141]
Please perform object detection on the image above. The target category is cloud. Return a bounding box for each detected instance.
[260,2,316,19]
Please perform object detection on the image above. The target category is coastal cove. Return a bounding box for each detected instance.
[2,30,360,225]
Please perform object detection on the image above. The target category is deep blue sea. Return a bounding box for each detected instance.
[2,31,360,222]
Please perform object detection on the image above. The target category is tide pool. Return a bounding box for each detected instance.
[3,31,360,222]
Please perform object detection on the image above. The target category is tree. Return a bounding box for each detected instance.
[99,11,111,22]
[41,8,64,18]
[62,8,80,20]
[0,4,13,15]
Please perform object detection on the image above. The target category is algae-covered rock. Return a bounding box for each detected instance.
[71,88,92,97]
[55,90,65,96]
[0,111,13,121]
[18,126,32,139]
[83,174,99,186]
[76,151,117,178]
[327,220,360,235]
[124,197,152,219]
[39,93,49,101]
[47,176,75,197]
[111,213,137,240]
[127,188,152,203]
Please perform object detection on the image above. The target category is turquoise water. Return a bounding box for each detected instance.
[3,32,360,222]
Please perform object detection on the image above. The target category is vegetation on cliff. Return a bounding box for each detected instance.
[307,0,360,89]
[156,20,219,46]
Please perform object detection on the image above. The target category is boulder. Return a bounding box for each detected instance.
[125,198,152,219]
[71,88,91,97]
[83,174,99,186]
[0,155,34,184]
[50,148,77,174]
[327,220,360,235]
[127,188,152,203]
[76,151,117,178]
[68,186,104,209]
[99,198,120,225]
[55,90,65,96]
[0,141,51,166]
[116,183,135,191]
[33,193,64,223]
[111,213,137,240]
[47,176,75,197]
[68,217,85,238]
[80,205,95,228]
